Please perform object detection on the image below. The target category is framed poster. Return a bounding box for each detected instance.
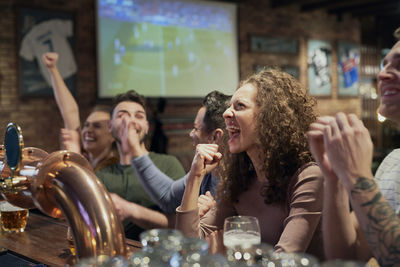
[17,7,76,97]
[307,40,332,96]
[337,41,360,97]
[249,35,298,54]
[254,65,299,80]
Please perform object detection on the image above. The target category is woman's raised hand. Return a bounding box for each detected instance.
[42,52,59,69]
[190,144,222,178]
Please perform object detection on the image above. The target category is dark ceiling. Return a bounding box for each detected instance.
[269,0,400,47]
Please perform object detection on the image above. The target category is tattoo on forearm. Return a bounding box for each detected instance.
[350,177,400,266]
[351,177,377,194]
[361,192,381,208]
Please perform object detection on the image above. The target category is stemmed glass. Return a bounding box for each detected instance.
[223,216,261,263]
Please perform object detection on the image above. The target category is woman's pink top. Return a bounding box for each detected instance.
[175,163,325,260]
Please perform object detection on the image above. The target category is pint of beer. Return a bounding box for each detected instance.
[0,201,29,233]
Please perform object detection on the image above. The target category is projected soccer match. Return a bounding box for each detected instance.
[97,0,238,98]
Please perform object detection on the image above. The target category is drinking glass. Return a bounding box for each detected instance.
[251,243,274,266]
[0,201,29,233]
[321,260,368,267]
[140,228,184,252]
[197,253,230,267]
[223,216,261,263]
[268,252,320,267]
[139,229,183,266]
[179,237,209,265]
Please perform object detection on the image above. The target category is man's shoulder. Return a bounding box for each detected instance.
[94,157,119,172]
[375,149,400,185]
[95,162,120,176]
[148,151,185,178]
[377,149,400,171]
[148,151,180,163]
[384,149,400,160]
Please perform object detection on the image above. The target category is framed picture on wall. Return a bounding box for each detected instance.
[307,40,332,97]
[254,64,299,80]
[337,41,360,97]
[17,7,76,97]
[249,35,298,54]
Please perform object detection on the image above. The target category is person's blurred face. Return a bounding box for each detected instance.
[109,101,149,144]
[81,111,114,155]
[189,106,212,146]
[223,83,259,155]
[378,41,400,124]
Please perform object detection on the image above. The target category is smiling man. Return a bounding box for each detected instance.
[95,90,185,240]
[125,91,230,213]
[307,28,400,265]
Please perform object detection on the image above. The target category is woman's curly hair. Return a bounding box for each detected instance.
[217,68,317,205]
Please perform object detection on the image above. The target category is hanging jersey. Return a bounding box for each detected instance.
[20,19,77,88]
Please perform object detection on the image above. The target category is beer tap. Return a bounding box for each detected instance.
[0,123,127,259]
[0,124,45,209]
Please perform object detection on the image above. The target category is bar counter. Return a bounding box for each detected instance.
[0,212,142,266]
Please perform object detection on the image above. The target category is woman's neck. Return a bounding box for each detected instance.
[246,148,266,182]
[88,146,113,168]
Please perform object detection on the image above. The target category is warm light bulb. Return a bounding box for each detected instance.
[377,112,386,123]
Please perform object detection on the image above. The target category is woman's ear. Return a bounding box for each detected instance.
[211,128,223,144]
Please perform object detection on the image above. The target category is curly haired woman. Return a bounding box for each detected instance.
[176,69,325,259]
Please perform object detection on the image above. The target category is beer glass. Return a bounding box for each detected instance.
[223,216,261,263]
[0,201,29,233]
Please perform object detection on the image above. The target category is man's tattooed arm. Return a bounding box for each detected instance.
[350,177,400,267]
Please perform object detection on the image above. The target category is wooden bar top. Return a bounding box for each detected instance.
[0,212,142,266]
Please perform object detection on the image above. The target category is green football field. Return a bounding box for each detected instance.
[99,18,238,97]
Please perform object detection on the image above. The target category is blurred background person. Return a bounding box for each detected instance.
[43,52,117,171]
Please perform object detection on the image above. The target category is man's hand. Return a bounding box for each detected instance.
[322,113,374,189]
[42,52,59,69]
[198,191,216,218]
[120,116,145,158]
[307,116,339,183]
[110,193,132,221]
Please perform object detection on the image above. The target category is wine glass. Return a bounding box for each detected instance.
[223,216,261,263]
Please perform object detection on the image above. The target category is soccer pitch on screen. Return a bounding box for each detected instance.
[97,0,239,98]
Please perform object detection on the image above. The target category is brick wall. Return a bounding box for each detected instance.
[238,1,361,117]
[0,0,362,170]
[0,0,96,153]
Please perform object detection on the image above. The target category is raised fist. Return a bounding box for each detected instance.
[42,52,59,69]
